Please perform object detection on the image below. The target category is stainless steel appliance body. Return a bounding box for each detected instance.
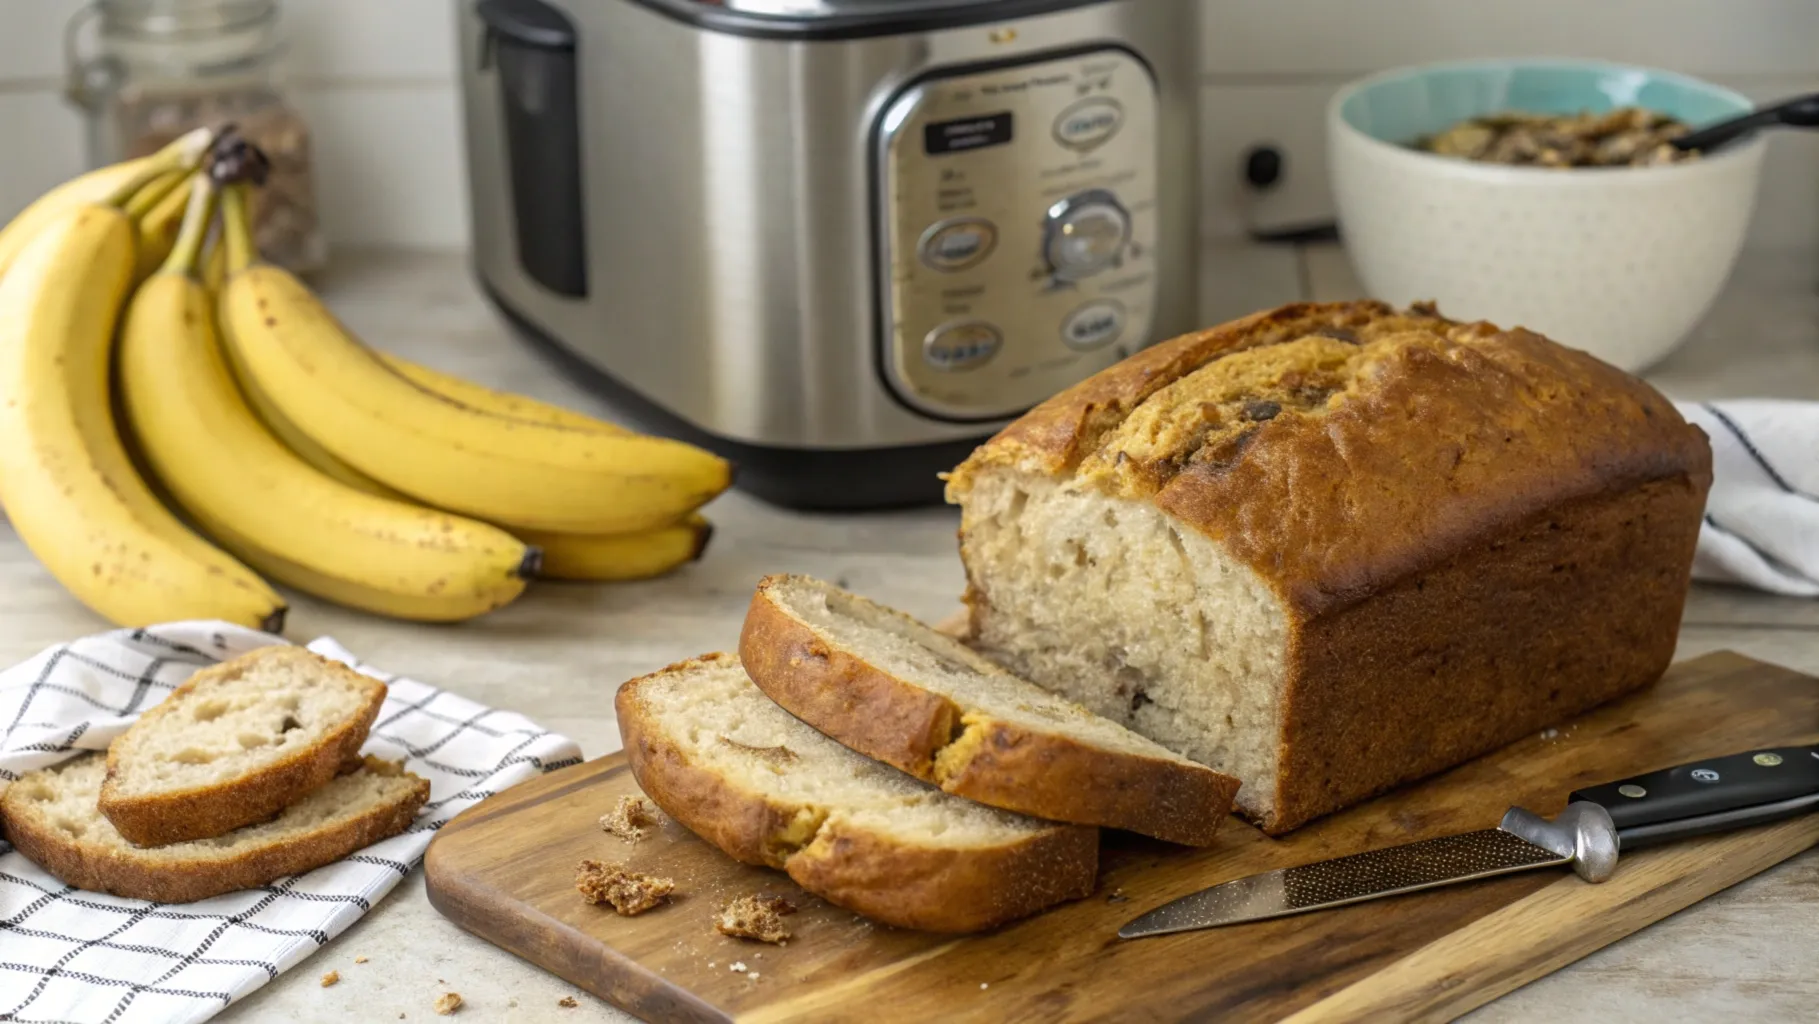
[460,0,1201,507]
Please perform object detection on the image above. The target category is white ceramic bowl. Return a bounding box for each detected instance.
[1328,58,1766,372]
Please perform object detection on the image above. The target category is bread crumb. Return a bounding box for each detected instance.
[981,983,989,990]
[600,795,657,843]
[715,894,797,943]
[1105,889,1129,904]
[1540,727,1560,740]
[558,996,578,1008]
[748,972,760,981]
[730,961,747,973]
[434,992,463,1015]
[354,956,369,964]
[576,859,673,915]
[319,971,339,987]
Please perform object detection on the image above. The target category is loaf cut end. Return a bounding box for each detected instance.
[957,471,1289,827]
[746,574,1239,844]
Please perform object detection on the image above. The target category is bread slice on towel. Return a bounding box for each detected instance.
[738,575,1240,846]
[99,645,388,846]
[615,653,1097,933]
[1,753,428,903]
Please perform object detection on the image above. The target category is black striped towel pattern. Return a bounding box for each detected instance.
[1679,400,1819,597]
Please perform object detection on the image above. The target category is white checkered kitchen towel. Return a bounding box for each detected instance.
[0,621,582,1024]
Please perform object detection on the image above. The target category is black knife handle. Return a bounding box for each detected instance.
[1570,745,1819,847]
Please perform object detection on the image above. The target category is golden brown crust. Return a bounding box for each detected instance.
[738,578,1237,846]
[947,301,1712,618]
[98,645,389,847]
[785,816,1097,934]
[1259,476,1703,834]
[614,653,1099,932]
[738,581,958,779]
[3,755,428,903]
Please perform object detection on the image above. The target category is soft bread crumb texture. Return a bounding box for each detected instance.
[6,753,421,863]
[629,656,1060,848]
[106,646,384,797]
[767,577,1202,770]
[575,860,673,915]
[599,795,655,843]
[715,894,797,943]
[948,300,1712,831]
[434,992,463,1015]
[957,473,1287,823]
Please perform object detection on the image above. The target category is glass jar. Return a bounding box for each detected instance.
[65,0,326,272]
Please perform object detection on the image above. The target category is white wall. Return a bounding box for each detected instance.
[1,0,1815,251]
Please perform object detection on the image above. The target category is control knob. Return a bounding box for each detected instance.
[1041,188,1131,282]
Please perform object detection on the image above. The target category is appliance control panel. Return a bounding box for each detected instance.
[874,48,1159,421]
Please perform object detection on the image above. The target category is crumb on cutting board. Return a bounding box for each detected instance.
[320,971,339,987]
[434,992,463,1015]
[715,894,797,943]
[558,996,578,1008]
[730,961,747,973]
[576,859,674,915]
[600,794,658,842]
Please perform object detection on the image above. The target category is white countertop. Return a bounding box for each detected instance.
[1,244,1815,1023]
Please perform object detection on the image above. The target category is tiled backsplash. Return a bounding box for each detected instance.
[2,0,1815,250]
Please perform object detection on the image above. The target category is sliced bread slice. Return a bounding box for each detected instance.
[739,575,1241,846]
[2,753,428,903]
[99,645,388,846]
[615,653,1097,933]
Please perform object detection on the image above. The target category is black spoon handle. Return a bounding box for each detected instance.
[1675,92,1819,152]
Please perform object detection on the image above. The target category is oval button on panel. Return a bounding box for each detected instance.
[1054,97,1124,151]
[923,321,1002,372]
[918,218,997,272]
[1061,300,1126,351]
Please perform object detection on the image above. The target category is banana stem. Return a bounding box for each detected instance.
[122,169,189,219]
[100,126,216,208]
[220,184,257,274]
[162,175,217,278]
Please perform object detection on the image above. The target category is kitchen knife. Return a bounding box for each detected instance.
[1118,744,1819,939]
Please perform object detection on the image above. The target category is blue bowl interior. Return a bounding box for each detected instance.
[1339,61,1754,146]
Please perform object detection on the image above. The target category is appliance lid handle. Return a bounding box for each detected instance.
[475,0,576,51]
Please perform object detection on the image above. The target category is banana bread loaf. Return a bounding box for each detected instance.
[945,300,1712,834]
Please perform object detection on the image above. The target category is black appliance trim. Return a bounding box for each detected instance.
[605,0,1110,42]
[866,41,1159,425]
[477,275,992,510]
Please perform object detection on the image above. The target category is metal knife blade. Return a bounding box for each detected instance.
[1117,825,1567,939]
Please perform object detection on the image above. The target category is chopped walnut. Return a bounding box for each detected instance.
[599,795,657,843]
[319,971,340,987]
[434,992,463,1015]
[715,894,797,944]
[576,859,674,915]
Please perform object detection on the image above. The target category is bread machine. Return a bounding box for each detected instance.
[459,0,1201,508]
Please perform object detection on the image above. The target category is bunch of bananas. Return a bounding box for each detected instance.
[0,129,731,631]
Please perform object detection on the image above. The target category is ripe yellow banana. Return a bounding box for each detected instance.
[215,187,732,534]
[0,203,286,630]
[518,515,713,581]
[0,160,150,280]
[120,180,537,623]
[378,353,629,434]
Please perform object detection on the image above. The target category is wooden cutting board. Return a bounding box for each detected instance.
[424,651,1819,1023]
